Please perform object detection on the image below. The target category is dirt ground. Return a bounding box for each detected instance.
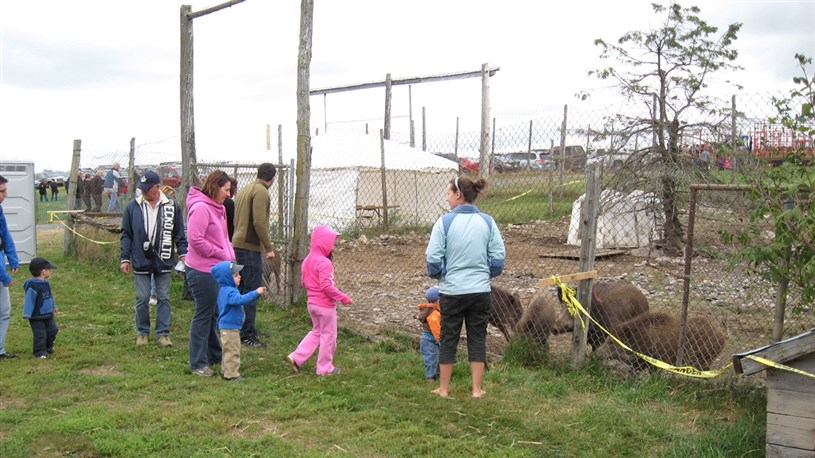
[331,216,654,359]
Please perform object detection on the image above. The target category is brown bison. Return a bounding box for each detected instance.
[595,311,726,372]
[489,286,524,341]
[553,280,650,351]
[512,292,565,348]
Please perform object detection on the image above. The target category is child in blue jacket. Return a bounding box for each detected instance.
[22,257,59,358]
[212,261,266,381]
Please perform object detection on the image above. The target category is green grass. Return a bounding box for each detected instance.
[0,230,767,457]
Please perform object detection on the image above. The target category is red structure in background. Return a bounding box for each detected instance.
[751,123,815,165]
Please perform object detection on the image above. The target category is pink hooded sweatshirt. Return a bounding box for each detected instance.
[185,186,235,272]
[302,225,351,308]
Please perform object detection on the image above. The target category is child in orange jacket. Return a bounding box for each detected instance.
[417,286,441,380]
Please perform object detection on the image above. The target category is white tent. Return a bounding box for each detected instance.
[567,189,663,249]
[287,133,458,232]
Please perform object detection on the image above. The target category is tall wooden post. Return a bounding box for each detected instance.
[572,162,601,368]
[291,0,314,303]
[422,106,427,151]
[379,130,389,229]
[383,73,392,140]
[128,137,137,201]
[64,140,82,256]
[179,5,195,211]
[559,104,568,198]
[179,1,246,212]
[479,63,491,178]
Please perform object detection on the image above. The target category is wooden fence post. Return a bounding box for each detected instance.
[572,161,600,368]
[64,140,82,256]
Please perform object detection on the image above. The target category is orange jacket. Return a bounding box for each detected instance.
[417,301,441,341]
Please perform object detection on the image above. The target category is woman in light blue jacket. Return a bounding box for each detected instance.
[425,175,505,398]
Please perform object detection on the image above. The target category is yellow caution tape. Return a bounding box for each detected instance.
[48,212,117,245]
[746,355,815,379]
[502,190,533,203]
[551,276,732,379]
[552,277,585,330]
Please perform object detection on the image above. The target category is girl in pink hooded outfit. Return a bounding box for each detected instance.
[287,225,352,375]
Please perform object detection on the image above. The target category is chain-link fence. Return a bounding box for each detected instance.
[59,90,813,380]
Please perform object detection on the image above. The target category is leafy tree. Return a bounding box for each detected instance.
[723,54,815,309]
[587,3,741,255]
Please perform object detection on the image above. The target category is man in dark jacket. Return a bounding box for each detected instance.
[120,171,188,348]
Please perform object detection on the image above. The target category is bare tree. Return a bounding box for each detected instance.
[587,3,741,255]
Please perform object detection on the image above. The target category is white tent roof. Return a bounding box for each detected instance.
[304,132,459,171]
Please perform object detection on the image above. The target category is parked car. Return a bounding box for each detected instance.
[499,152,541,171]
[546,145,588,170]
[158,165,182,188]
[458,157,480,173]
[35,171,67,187]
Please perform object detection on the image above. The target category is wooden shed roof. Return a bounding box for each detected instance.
[732,328,815,376]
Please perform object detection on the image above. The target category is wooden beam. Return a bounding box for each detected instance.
[187,0,247,19]
[537,270,598,287]
[309,67,500,96]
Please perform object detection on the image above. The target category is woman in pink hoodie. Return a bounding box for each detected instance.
[185,170,235,377]
[287,225,352,375]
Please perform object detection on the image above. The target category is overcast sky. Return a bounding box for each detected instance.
[0,0,813,172]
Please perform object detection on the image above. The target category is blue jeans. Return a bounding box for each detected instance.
[0,285,10,355]
[186,266,222,370]
[235,248,262,339]
[135,272,171,336]
[107,191,122,212]
[420,332,439,379]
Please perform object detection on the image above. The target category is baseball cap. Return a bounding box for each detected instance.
[230,262,244,274]
[137,171,161,192]
[29,257,57,274]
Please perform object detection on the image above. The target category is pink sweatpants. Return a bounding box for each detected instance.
[289,303,337,375]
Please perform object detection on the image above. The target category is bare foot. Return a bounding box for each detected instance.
[472,389,486,398]
[431,387,448,398]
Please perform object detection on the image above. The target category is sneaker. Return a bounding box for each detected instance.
[224,375,245,382]
[157,335,173,348]
[286,355,300,374]
[46,347,54,354]
[36,355,47,359]
[0,352,17,359]
[148,295,158,306]
[136,335,149,346]
[192,367,215,377]
[241,337,266,348]
[321,368,340,376]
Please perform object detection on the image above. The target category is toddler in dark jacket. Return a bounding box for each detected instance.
[22,257,59,358]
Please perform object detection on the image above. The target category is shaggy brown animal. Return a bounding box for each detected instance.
[489,286,524,342]
[554,280,650,351]
[512,292,563,348]
[595,311,726,372]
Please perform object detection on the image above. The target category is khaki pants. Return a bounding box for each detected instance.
[220,329,241,379]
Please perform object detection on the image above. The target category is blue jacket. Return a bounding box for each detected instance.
[0,206,19,286]
[120,193,188,274]
[425,204,505,295]
[213,261,260,330]
[22,278,56,320]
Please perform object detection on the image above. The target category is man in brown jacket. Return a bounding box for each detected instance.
[232,163,276,347]
[88,169,105,212]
